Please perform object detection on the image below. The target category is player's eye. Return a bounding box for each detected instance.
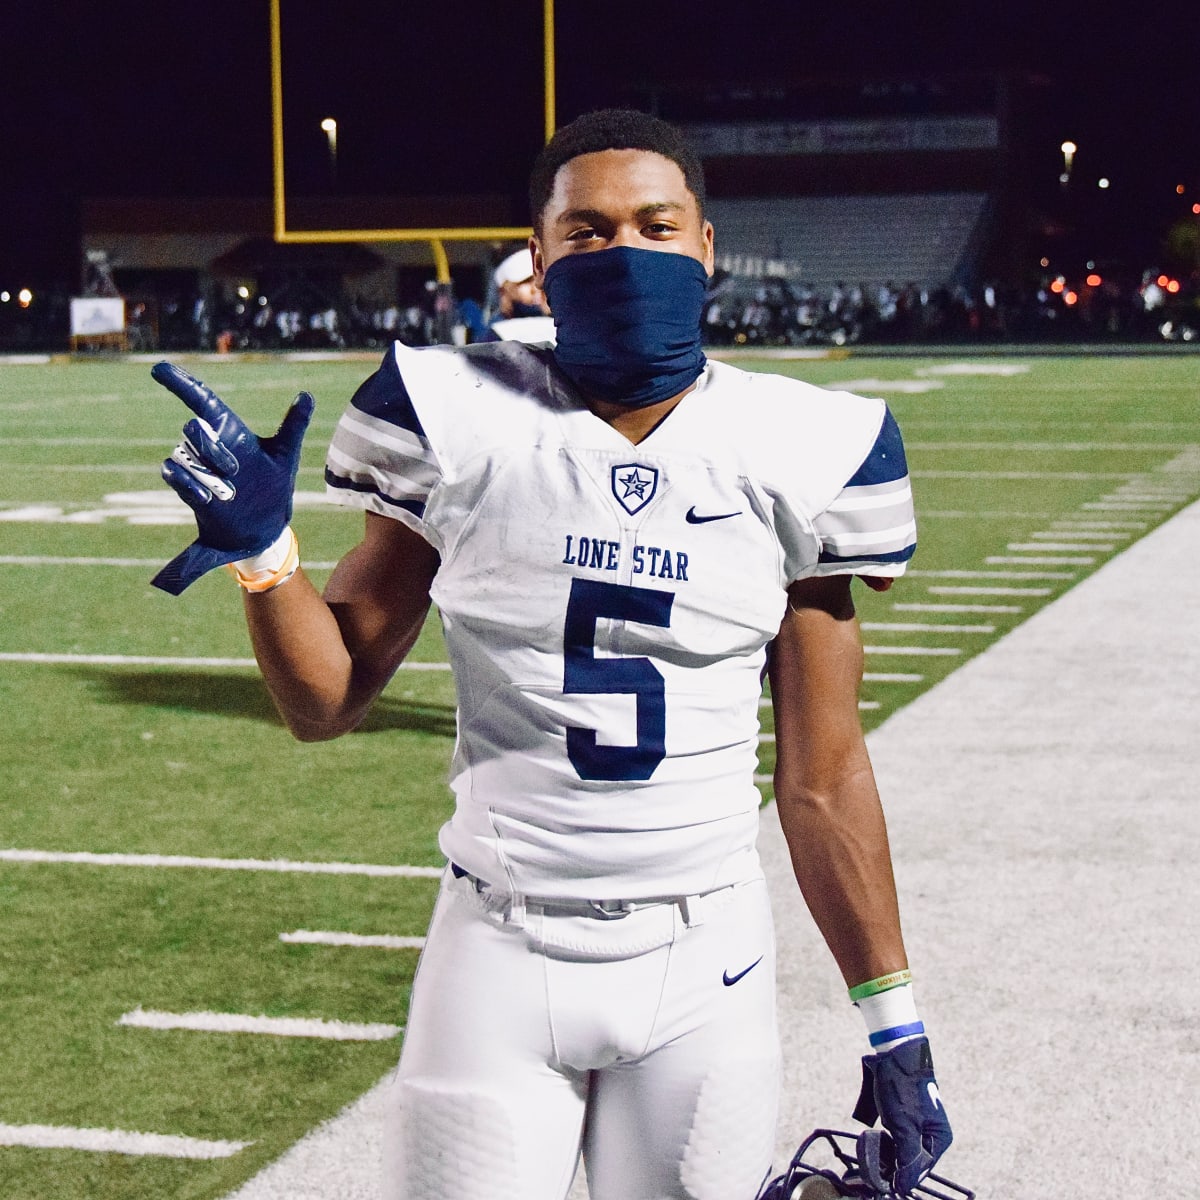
[644,221,676,236]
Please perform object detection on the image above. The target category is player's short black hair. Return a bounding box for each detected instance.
[528,108,706,233]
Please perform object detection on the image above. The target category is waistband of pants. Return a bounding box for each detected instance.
[449,862,729,924]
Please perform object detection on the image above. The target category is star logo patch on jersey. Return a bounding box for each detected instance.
[611,463,659,515]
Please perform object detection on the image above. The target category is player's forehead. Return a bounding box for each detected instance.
[544,149,700,226]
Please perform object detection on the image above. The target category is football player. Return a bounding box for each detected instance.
[151,108,953,1200]
[479,246,556,343]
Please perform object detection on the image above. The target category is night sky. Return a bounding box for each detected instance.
[2,1,1197,285]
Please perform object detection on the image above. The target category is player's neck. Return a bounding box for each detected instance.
[586,386,693,445]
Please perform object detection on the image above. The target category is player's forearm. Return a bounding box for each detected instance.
[242,568,385,741]
[775,763,907,986]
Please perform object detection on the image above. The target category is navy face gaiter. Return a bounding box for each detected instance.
[544,246,708,409]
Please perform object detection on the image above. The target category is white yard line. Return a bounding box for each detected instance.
[983,555,1093,565]
[904,441,1185,452]
[893,603,1023,613]
[863,646,962,657]
[1006,542,1114,552]
[0,1123,251,1159]
[861,623,994,634]
[927,585,1051,596]
[1082,501,1175,510]
[1051,519,1146,528]
[0,848,443,878]
[905,569,1075,579]
[280,931,426,950]
[862,672,923,683]
[1027,531,1130,540]
[0,555,163,567]
[0,556,342,569]
[911,470,1137,480]
[0,652,450,670]
[118,1009,400,1042]
[917,511,1054,519]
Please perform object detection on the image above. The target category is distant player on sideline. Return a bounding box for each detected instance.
[150,108,953,1200]
[477,245,556,343]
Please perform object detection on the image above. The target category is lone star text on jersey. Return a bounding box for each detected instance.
[562,534,690,581]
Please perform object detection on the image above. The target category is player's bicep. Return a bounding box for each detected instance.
[768,576,870,794]
[323,512,439,690]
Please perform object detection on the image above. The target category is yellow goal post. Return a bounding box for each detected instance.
[268,0,556,283]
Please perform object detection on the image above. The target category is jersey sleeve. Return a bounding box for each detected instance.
[323,344,442,541]
[809,404,917,577]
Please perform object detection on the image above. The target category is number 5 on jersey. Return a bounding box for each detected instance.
[563,578,674,781]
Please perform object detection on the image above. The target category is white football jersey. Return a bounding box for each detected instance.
[326,342,915,900]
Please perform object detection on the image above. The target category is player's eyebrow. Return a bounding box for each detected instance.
[555,201,688,226]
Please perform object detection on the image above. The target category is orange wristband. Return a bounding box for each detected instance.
[225,527,299,594]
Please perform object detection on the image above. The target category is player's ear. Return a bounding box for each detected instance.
[529,235,546,288]
[700,220,715,277]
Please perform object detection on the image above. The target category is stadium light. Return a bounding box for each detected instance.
[320,117,338,187]
[1098,177,1110,189]
[1060,140,1077,185]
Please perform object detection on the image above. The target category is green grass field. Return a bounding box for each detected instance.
[1,350,1198,1199]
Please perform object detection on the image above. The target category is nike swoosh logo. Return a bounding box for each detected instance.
[927,1082,942,1110]
[722,956,763,986]
[686,506,742,524]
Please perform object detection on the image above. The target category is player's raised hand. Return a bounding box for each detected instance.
[150,361,314,594]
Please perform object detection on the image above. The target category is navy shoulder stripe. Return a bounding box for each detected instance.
[324,467,427,519]
[817,544,916,566]
[348,348,426,438]
[844,406,908,488]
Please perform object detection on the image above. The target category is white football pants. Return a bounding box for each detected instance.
[382,868,781,1200]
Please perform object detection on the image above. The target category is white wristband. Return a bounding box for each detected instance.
[234,527,295,575]
[855,982,925,1051]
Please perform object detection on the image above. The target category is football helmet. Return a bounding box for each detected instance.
[757,1129,974,1200]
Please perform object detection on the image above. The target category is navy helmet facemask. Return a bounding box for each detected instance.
[544,246,708,410]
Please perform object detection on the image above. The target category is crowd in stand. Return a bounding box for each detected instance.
[1,267,1196,353]
[699,270,1199,347]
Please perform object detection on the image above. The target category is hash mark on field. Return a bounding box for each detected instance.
[928,586,1051,596]
[1028,531,1131,540]
[862,672,923,683]
[862,622,994,634]
[0,555,342,569]
[1052,519,1147,528]
[911,470,1136,480]
[1006,543,1113,552]
[983,556,1093,566]
[917,510,1054,519]
[906,569,1075,580]
[758,699,880,710]
[281,930,426,950]
[0,652,451,670]
[118,1008,401,1041]
[863,645,962,657]
[0,1122,251,1159]
[1082,502,1174,511]
[893,603,1023,614]
[0,848,443,878]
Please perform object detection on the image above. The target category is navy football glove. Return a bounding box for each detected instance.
[852,1036,952,1196]
[151,361,314,595]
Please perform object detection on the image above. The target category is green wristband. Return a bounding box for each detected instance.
[848,969,912,1003]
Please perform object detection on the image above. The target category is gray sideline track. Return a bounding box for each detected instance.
[226,497,1200,1199]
